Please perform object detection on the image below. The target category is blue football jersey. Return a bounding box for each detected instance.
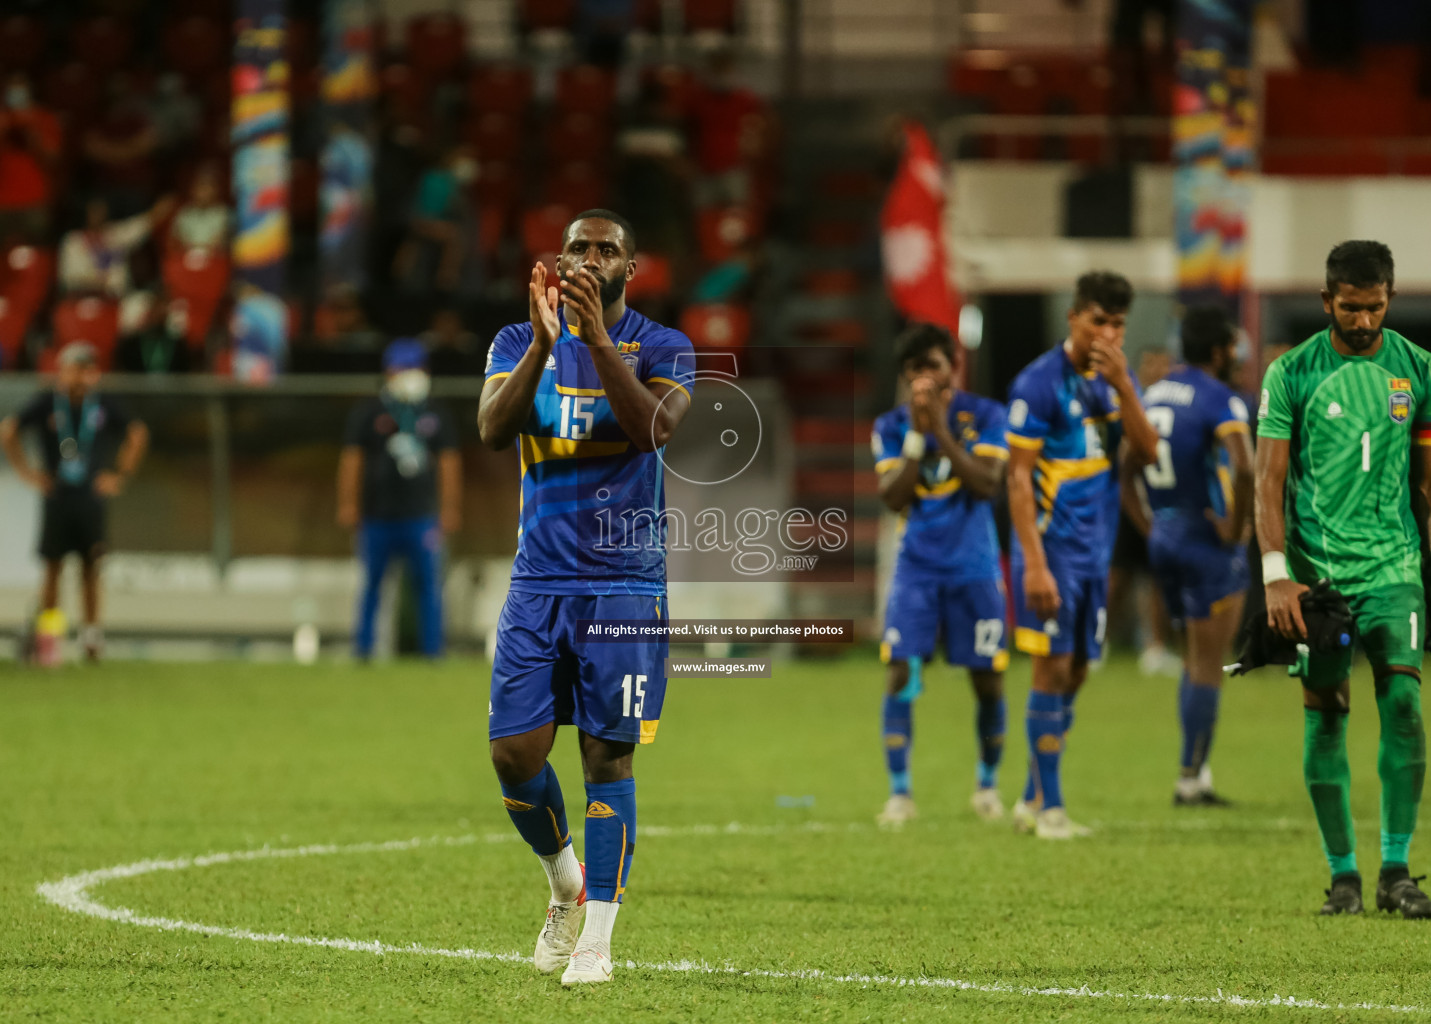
[871,392,1008,583]
[485,308,695,595]
[1006,342,1126,575]
[1140,365,1250,545]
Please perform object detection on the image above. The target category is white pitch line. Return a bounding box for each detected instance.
[34,825,1427,1016]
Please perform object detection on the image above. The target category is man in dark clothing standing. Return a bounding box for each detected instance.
[337,338,462,659]
[1,342,149,659]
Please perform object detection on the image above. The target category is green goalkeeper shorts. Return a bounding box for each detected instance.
[1302,583,1425,690]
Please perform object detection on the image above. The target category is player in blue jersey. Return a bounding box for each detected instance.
[478,209,695,985]
[1005,272,1158,839]
[1123,307,1253,807]
[871,324,1010,828]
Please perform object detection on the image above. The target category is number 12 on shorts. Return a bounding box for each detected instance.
[621,674,646,718]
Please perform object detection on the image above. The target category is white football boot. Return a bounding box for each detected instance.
[1011,798,1039,834]
[561,945,614,985]
[534,864,587,974]
[1034,807,1094,840]
[971,788,1005,821]
[876,794,918,829]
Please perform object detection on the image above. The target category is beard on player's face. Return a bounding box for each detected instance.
[1334,319,1380,352]
[560,265,627,308]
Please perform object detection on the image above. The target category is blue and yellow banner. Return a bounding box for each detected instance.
[1174,0,1253,320]
[319,0,376,292]
[231,0,289,381]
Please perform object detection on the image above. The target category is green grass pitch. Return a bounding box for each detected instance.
[2,652,1429,1022]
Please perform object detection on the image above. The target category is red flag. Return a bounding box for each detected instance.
[880,122,959,334]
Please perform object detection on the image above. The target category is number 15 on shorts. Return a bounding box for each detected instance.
[621,674,646,718]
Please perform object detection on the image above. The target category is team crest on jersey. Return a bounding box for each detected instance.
[1390,391,1412,424]
[621,352,639,371]
[544,352,556,370]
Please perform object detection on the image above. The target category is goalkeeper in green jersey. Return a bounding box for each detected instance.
[1256,240,1431,918]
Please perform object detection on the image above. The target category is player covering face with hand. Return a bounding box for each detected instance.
[1005,272,1159,839]
[871,324,1010,829]
[1256,240,1431,918]
[478,210,695,984]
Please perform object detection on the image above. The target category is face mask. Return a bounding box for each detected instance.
[386,368,430,404]
[451,158,477,184]
[6,85,29,110]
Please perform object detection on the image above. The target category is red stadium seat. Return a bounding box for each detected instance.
[474,159,521,215]
[406,12,466,81]
[680,304,750,349]
[683,0,738,32]
[468,65,533,116]
[545,111,610,162]
[640,63,700,118]
[163,17,229,85]
[0,245,52,368]
[519,0,576,32]
[464,111,522,162]
[555,65,617,117]
[521,203,572,262]
[53,298,121,368]
[697,207,752,263]
[42,63,102,134]
[544,160,608,212]
[0,15,46,72]
[625,253,673,303]
[71,17,135,79]
[163,248,230,348]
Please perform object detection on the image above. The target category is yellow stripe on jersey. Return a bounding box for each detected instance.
[1215,420,1250,438]
[973,443,1010,461]
[644,376,693,399]
[520,434,632,466]
[554,383,606,396]
[874,457,901,473]
[1033,454,1110,523]
[1006,433,1044,451]
[1083,412,1121,424]
[639,719,660,743]
[486,371,511,382]
[915,478,962,498]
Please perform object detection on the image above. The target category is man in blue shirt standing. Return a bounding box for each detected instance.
[338,339,461,659]
[1005,272,1158,838]
[1123,306,1253,806]
[478,209,695,986]
[870,324,1010,828]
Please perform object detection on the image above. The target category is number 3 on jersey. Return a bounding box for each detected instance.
[560,395,596,439]
[1143,406,1176,489]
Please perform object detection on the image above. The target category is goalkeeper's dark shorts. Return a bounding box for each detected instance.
[1303,583,1424,690]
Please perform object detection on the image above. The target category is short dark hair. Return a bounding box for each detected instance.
[1325,240,1394,295]
[563,209,637,257]
[1072,271,1133,315]
[1180,304,1235,365]
[895,322,956,371]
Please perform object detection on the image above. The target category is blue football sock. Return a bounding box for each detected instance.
[500,762,570,857]
[1027,691,1066,810]
[584,778,636,903]
[883,694,914,796]
[1179,672,1221,774]
[975,693,1005,789]
[1062,691,1077,738]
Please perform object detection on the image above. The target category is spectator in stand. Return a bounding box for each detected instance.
[114,293,192,374]
[316,282,384,353]
[391,144,478,295]
[576,0,635,67]
[82,75,161,219]
[337,339,461,660]
[0,72,62,245]
[168,165,230,255]
[616,76,694,257]
[59,195,176,298]
[420,304,481,376]
[692,50,768,208]
[149,73,201,173]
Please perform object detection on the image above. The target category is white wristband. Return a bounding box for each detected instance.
[901,431,927,460]
[1262,551,1289,584]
